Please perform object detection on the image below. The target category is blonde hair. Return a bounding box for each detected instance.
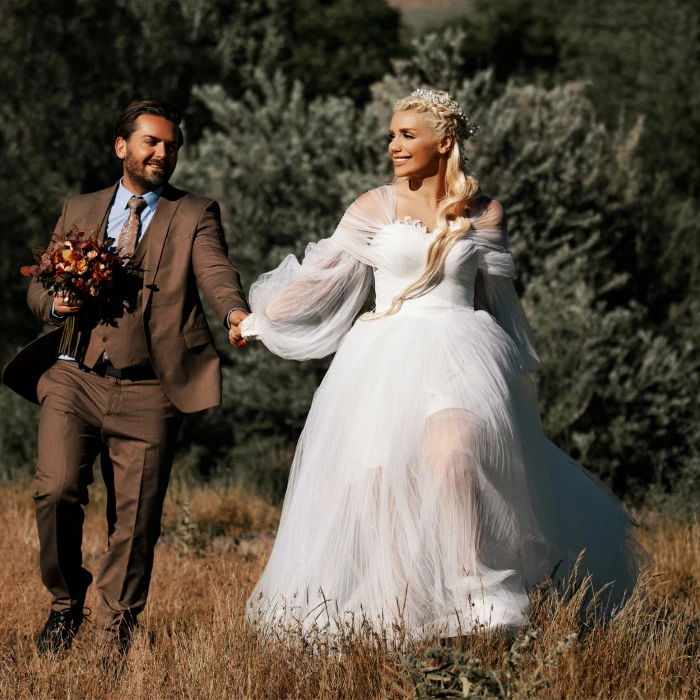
[384,90,481,316]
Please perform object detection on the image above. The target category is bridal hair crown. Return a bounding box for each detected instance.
[410,88,480,139]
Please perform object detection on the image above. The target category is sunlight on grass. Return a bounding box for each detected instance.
[0,484,697,699]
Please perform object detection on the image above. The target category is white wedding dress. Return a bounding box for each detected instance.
[242,184,651,636]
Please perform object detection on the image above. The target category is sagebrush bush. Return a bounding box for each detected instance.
[175,30,700,504]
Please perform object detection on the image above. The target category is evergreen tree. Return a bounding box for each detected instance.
[0,0,403,362]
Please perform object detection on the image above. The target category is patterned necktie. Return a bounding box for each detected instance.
[118,195,147,257]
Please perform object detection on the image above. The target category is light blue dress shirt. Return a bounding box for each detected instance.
[106,180,162,249]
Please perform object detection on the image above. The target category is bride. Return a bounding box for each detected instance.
[236,88,650,636]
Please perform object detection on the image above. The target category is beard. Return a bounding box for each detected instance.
[124,148,174,191]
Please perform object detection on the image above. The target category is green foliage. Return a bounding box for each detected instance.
[197,0,402,104]
[436,0,700,196]
[1,0,697,508]
[173,73,390,492]
[555,0,700,197]
[0,0,402,362]
[176,29,699,504]
[0,388,39,477]
[273,0,404,102]
[431,0,560,83]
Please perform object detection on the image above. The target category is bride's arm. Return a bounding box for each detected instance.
[472,199,540,373]
[256,242,358,324]
[241,236,373,360]
[240,189,389,360]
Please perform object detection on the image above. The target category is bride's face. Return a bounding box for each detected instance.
[388,110,447,179]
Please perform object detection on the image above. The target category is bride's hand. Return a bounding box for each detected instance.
[228,309,249,347]
[228,324,247,347]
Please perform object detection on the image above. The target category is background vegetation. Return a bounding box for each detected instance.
[1,0,698,510]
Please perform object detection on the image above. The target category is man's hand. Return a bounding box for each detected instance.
[53,297,82,316]
[228,309,249,347]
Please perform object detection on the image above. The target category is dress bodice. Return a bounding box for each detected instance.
[372,218,481,313]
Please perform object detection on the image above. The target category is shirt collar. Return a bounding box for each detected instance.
[115,179,163,213]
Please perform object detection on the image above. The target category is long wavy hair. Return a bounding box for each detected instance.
[384,90,481,316]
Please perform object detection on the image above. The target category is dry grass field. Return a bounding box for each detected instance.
[0,479,698,699]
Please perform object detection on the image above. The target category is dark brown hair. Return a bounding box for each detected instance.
[115,99,184,147]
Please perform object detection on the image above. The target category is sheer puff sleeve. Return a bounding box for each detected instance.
[471,199,540,374]
[241,188,393,360]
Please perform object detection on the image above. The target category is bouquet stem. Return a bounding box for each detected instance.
[58,315,79,357]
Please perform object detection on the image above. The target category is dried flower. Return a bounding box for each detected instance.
[20,227,132,357]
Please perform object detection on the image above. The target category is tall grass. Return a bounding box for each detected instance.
[0,481,697,699]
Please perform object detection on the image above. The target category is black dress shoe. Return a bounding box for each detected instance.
[36,607,85,657]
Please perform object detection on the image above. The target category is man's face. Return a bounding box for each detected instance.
[115,115,180,192]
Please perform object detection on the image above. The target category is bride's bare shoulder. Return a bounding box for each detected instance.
[348,184,395,220]
[467,195,506,227]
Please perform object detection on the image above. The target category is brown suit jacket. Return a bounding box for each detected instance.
[3,182,248,413]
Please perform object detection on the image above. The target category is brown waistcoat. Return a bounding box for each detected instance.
[82,229,151,369]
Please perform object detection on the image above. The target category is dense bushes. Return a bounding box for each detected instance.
[176,31,699,504]
[1,1,698,507]
[0,0,402,360]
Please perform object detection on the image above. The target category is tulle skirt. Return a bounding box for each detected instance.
[246,304,651,637]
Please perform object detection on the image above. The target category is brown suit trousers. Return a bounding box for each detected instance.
[35,361,183,626]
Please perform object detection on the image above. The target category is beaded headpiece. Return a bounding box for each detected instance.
[410,88,480,140]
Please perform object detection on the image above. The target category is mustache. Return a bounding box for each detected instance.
[144,158,169,169]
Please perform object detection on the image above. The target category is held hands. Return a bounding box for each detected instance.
[228,309,250,348]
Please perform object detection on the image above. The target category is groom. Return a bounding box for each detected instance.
[3,99,249,655]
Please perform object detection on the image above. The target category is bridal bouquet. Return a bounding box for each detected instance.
[20,230,127,357]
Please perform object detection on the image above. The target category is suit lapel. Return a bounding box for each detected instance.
[84,184,118,240]
[142,184,183,295]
